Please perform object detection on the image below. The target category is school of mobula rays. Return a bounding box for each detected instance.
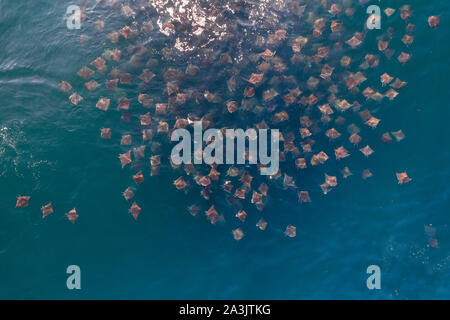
[16,0,441,240]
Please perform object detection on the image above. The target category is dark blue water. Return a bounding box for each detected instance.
[0,0,449,299]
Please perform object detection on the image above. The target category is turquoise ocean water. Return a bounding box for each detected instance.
[0,0,449,299]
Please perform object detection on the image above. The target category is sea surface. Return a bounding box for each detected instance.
[0,0,449,299]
